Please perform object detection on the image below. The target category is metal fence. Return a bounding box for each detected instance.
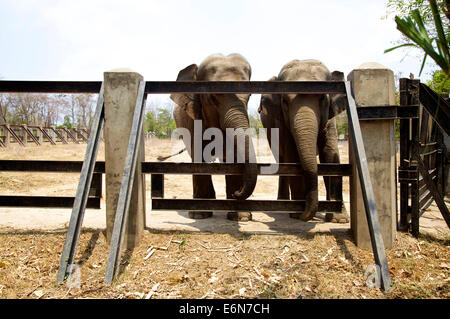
[398,78,450,237]
[0,79,394,291]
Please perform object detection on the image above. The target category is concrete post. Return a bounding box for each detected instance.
[22,125,27,146]
[348,62,397,250]
[103,69,146,249]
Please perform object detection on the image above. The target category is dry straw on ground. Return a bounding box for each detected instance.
[0,139,448,299]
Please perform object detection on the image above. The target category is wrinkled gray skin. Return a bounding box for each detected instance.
[171,53,256,221]
[258,59,349,222]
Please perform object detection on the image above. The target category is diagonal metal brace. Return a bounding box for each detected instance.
[104,80,146,284]
[56,83,105,283]
[413,148,450,229]
[344,81,391,292]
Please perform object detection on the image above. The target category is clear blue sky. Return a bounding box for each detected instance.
[0,0,439,112]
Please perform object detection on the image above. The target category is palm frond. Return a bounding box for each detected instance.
[385,2,450,77]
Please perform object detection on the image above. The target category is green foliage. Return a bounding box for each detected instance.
[248,113,263,135]
[387,0,444,24]
[385,0,450,76]
[145,110,157,133]
[337,121,348,137]
[62,115,73,129]
[426,69,450,93]
[144,106,176,138]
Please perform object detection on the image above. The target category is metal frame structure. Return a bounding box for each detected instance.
[0,79,394,292]
[398,78,449,237]
[0,124,90,147]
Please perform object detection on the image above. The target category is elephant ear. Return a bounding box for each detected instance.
[328,70,348,119]
[170,64,201,120]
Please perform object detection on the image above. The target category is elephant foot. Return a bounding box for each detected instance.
[325,210,349,223]
[227,212,252,221]
[289,211,316,222]
[188,211,213,219]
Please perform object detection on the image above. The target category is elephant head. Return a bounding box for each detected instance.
[170,54,257,200]
[260,59,346,220]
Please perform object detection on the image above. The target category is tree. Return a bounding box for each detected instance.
[62,115,73,129]
[248,113,263,136]
[385,0,450,76]
[0,94,10,124]
[156,107,176,137]
[426,69,450,93]
[145,110,157,132]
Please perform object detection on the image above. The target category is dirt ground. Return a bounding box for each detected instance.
[0,139,449,299]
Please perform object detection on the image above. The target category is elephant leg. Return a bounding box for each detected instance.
[176,107,216,219]
[225,174,252,221]
[191,174,215,219]
[318,119,349,223]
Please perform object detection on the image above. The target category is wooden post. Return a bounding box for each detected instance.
[22,125,27,146]
[4,125,10,147]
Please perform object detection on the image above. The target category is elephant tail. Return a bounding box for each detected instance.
[157,147,187,161]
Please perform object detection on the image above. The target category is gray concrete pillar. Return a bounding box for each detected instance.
[104,69,146,249]
[22,125,27,146]
[348,62,397,250]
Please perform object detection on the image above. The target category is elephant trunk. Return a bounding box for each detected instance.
[222,103,258,200]
[290,96,320,220]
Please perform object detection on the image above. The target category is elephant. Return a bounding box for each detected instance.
[258,59,349,222]
[170,53,257,221]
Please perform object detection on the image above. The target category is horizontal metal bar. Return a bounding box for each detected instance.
[151,198,343,212]
[419,141,438,147]
[356,106,418,120]
[0,160,105,172]
[0,81,102,93]
[398,169,419,181]
[1,160,351,176]
[0,196,100,208]
[142,162,352,176]
[0,80,346,94]
[420,149,439,157]
[145,81,346,94]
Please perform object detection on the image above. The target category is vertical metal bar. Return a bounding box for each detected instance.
[410,85,426,237]
[89,173,103,198]
[104,80,146,284]
[410,163,420,237]
[344,81,391,292]
[56,84,105,282]
[151,174,164,198]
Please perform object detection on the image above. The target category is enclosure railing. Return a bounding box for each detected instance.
[0,79,395,292]
[398,78,450,237]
